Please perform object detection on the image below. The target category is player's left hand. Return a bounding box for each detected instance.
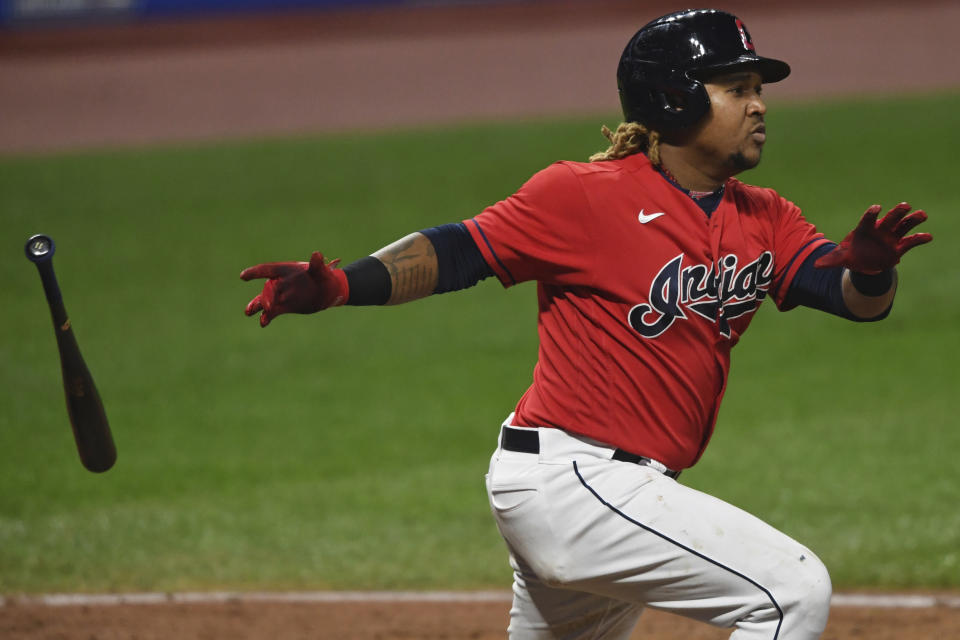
[814,202,932,274]
[240,251,348,327]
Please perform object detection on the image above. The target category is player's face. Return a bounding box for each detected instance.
[692,70,767,176]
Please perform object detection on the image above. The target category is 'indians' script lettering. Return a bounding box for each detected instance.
[628,252,774,339]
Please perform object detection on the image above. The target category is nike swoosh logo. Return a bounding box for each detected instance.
[638,209,666,224]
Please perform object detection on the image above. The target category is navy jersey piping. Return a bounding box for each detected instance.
[468,218,517,286]
[573,461,784,638]
[772,237,830,301]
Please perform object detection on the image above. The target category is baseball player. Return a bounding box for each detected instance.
[241,9,932,639]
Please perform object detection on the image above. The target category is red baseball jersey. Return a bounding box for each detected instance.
[464,152,830,470]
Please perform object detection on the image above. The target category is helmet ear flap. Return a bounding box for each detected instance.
[658,75,710,129]
[618,60,710,131]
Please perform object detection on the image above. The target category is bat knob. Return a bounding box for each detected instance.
[25,234,56,263]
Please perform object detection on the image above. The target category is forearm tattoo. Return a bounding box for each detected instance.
[372,232,439,305]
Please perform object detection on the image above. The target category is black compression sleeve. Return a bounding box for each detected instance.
[784,244,848,316]
[420,223,494,294]
[343,256,391,306]
[784,243,891,321]
[342,223,492,305]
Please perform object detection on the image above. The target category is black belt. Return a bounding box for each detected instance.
[500,426,681,479]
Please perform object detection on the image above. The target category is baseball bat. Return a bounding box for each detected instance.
[25,234,117,473]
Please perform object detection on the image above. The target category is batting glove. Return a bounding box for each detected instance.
[240,251,348,327]
[815,202,932,274]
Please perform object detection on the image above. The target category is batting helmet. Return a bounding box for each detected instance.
[617,9,790,132]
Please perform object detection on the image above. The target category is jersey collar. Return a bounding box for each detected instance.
[616,152,727,216]
[653,162,726,217]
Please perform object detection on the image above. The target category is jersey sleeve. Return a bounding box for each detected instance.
[463,162,593,287]
[766,193,833,309]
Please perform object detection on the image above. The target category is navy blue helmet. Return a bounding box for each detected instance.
[617,9,790,131]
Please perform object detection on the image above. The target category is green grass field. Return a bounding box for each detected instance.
[1,92,957,593]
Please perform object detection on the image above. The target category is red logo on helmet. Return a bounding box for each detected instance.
[735,19,755,52]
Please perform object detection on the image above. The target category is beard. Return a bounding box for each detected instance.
[728,148,762,173]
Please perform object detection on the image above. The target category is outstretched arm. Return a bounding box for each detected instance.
[371,232,438,305]
[816,202,931,319]
[240,232,439,327]
[241,224,492,327]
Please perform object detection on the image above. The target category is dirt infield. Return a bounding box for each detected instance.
[3,596,960,639]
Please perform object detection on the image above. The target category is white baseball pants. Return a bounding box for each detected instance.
[485,418,831,639]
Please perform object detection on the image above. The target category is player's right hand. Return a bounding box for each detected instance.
[240,251,348,327]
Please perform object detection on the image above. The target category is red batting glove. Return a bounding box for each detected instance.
[240,252,348,327]
[814,202,932,274]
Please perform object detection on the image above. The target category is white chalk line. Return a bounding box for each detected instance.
[2,591,960,609]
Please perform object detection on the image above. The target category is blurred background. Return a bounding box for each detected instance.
[3,0,960,153]
[1,0,958,601]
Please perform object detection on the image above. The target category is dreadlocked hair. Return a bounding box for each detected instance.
[588,122,660,165]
